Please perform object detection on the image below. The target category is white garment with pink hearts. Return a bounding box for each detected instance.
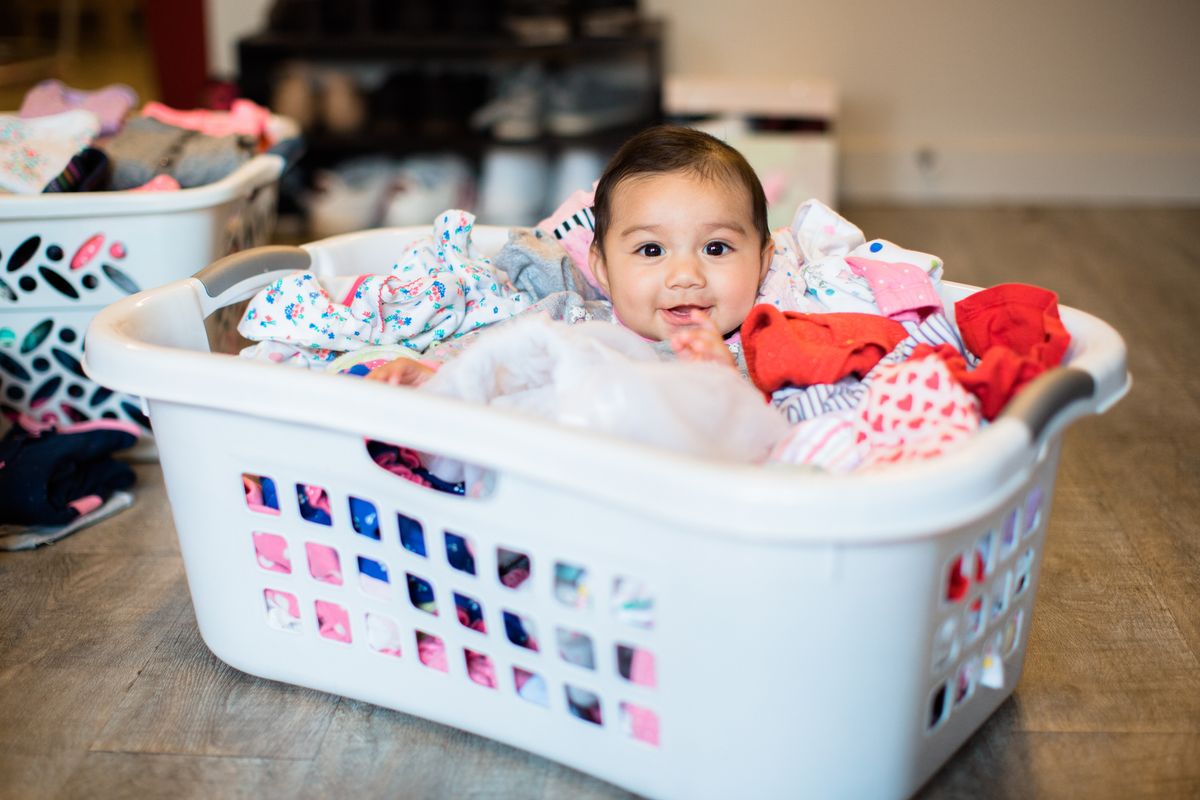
[771,353,981,472]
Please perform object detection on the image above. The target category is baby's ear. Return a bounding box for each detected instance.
[589,243,610,294]
[759,237,776,279]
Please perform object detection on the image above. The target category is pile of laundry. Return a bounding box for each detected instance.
[0,415,139,550]
[237,197,1072,478]
[2,80,291,195]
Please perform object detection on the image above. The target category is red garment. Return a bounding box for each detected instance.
[742,304,909,394]
[915,283,1071,420]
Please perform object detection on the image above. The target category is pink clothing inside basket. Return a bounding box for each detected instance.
[465,650,496,688]
[131,174,181,192]
[253,532,291,573]
[264,589,299,621]
[418,633,448,671]
[315,600,351,642]
[623,703,660,746]
[243,475,279,515]
[303,485,332,516]
[537,186,602,291]
[630,648,657,688]
[141,98,271,140]
[305,542,342,585]
[845,256,942,323]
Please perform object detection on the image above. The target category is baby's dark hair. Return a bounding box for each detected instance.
[591,125,770,257]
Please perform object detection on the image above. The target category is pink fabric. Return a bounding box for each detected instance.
[537,186,603,291]
[20,79,137,135]
[303,485,332,516]
[857,355,980,467]
[67,494,102,516]
[242,475,279,515]
[771,353,981,471]
[369,443,433,488]
[845,256,942,323]
[465,650,497,688]
[130,174,181,192]
[14,413,142,439]
[315,600,351,642]
[141,98,271,140]
[253,532,291,573]
[264,589,299,619]
[623,703,660,746]
[500,567,530,589]
[341,275,370,305]
[418,633,448,671]
[629,648,657,688]
[305,542,342,585]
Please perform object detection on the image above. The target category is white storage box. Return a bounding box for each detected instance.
[0,119,295,435]
[83,226,1129,800]
[665,76,839,226]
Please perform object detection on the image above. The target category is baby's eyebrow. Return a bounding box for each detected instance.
[618,223,662,237]
[617,221,750,237]
[700,221,749,235]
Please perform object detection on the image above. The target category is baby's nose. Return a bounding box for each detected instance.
[666,255,705,288]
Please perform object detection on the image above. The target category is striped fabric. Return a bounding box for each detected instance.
[550,206,596,241]
[43,147,108,193]
[772,312,975,424]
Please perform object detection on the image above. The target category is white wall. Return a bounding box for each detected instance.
[206,0,1200,203]
[645,0,1200,203]
[206,0,272,80]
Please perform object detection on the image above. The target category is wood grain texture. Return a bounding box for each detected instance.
[1,207,1197,799]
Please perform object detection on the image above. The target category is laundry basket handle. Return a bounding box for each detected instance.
[195,246,312,298]
[1000,366,1095,442]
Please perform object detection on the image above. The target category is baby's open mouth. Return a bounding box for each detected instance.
[661,305,712,323]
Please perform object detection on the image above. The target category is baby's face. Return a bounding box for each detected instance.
[590,170,771,341]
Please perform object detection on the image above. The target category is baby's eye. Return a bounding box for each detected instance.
[704,241,731,256]
[637,243,663,257]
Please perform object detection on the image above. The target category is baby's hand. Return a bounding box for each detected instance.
[364,357,435,387]
[669,309,736,369]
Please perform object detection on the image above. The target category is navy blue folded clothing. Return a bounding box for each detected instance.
[0,423,137,525]
[43,146,110,192]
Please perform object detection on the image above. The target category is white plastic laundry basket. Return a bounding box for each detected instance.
[83,227,1129,800]
[0,117,295,436]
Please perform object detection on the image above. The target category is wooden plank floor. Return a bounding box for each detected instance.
[2,206,1197,799]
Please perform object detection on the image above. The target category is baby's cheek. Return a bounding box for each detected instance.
[723,294,758,334]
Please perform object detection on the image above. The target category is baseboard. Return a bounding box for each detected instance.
[839,136,1200,205]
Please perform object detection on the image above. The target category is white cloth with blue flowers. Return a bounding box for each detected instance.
[238,210,530,368]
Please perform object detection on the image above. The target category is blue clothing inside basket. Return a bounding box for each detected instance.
[365,439,464,497]
[349,496,380,539]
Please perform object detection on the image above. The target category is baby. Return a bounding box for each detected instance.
[368,125,774,385]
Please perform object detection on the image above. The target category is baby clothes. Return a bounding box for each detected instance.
[0,110,100,194]
[20,80,138,136]
[140,98,272,140]
[915,283,1071,420]
[239,211,530,365]
[755,227,825,314]
[100,116,256,190]
[755,199,946,319]
[0,419,138,525]
[741,305,910,394]
[845,256,943,322]
[492,227,606,302]
[771,352,981,472]
[43,147,109,193]
[536,186,602,291]
[801,238,945,316]
[790,197,866,262]
[419,316,789,487]
[770,312,970,424]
